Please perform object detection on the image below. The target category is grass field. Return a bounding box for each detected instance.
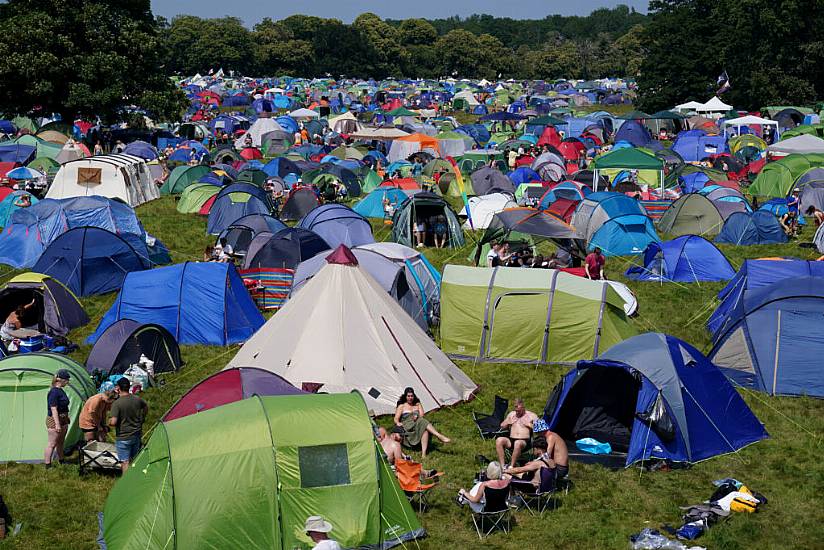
[1,196,823,550]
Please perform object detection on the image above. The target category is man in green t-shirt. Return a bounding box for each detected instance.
[108,377,148,472]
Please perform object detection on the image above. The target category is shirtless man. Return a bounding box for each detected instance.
[495,398,538,469]
[506,433,569,487]
[377,426,404,466]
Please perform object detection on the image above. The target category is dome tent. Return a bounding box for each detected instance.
[87,262,264,346]
[391,192,465,248]
[162,367,304,422]
[176,183,220,214]
[625,235,735,283]
[279,187,320,221]
[217,214,286,257]
[544,333,767,466]
[569,192,660,256]
[657,194,726,237]
[714,211,787,245]
[0,273,89,336]
[102,393,425,550]
[206,183,273,235]
[297,203,374,248]
[161,165,210,195]
[0,353,95,463]
[243,228,330,271]
[228,246,477,415]
[85,319,181,378]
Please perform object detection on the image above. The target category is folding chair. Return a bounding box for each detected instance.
[472,395,509,439]
[512,467,557,516]
[470,484,513,539]
[395,458,442,512]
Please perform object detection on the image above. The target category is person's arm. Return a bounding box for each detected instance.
[394,406,403,427]
[584,260,592,279]
[50,406,61,430]
[108,401,119,427]
[500,411,515,429]
[416,403,425,418]
[507,461,541,476]
[460,483,486,504]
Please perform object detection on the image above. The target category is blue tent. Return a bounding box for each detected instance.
[0,197,149,269]
[613,120,652,147]
[572,192,660,256]
[32,226,169,296]
[275,116,299,134]
[0,144,35,164]
[508,166,541,186]
[709,277,824,398]
[298,203,375,248]
[0,191,38,227]
[217,214,286,256]
[672,131,728,162]
[262,157,302,179]
[122,141,158,161]
[545,333,768,466]
[626,235,735,283]
[759,198,806,226]
[714,211,787,245]
[206,183,273,235]
[88,262,264,346]
[708,259,824,337]
[353,188,409,219]
[680,172,712,193]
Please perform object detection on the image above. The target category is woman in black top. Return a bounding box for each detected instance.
[45,369,71,466]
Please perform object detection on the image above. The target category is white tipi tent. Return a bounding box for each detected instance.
[226,245,477,415]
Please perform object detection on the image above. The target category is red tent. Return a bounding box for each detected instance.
[199,194,217,215]
[0,187,15,202]
[0,162,17,184]
[380,178,420,190]
[537,126,561,148]
[545,197,579,222]
[239,147,263,160]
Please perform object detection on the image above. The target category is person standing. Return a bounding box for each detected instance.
[108,377,148,472]
[585,247,606,280]
[304,515,341,549]
[45,369,72,467]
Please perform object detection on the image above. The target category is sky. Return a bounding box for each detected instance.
[151,0,648,26]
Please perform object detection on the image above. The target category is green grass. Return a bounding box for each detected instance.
[2,196,824,549]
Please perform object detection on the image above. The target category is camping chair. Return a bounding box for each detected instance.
[470,484,514,539]
[472,395,509,439]
[511,467,558,516]
[395,458,442,512]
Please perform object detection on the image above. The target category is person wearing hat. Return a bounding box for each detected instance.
[78,382,117,443]
[44,369,72,467]
[304,515,340,549]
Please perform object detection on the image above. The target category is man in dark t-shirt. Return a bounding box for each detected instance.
[109,377,148,472]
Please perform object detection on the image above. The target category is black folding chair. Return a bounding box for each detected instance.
[472,395,509,439]
[470,484,514,539]
[512,467,557,516]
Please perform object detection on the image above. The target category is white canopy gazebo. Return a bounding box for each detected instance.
[722,115,780,138]
[695,96,733,118]
[673,100,705,114]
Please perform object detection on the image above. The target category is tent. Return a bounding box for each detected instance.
[710,277,824,398]
[161,165,211,195]
[0,191,38,227]
[292,245,429,330]
[85,319,181,378]
[87,262,264,346]
[391,192,465,248]
[569,192,660,256]
[544,333,768,466]
[102,393,425,549]
[656,194,725,237]
[766,134,824,155]
[163,367,304,421]
[462,193,517,229]
[714,211,787,245]
[176,183,220,214]
[279,187,320,221]
[707,259,824,337]
[298,203,375,248]
[672,131,728,162]
[625,235,735,282]
[387,133,440,163]
[217,214,287,256]
[749,153,824,197]
[206,183,273,235]
[353,188,410,219]
[440,265,636,364]
[47,154,159,207]
[0,273,89,336]
[591,148,664,192]
[470,166,515,196]
[234,117,284,148]
[228,246,476,414]
[0,353,96,463]
[243,228,330,270]
[32,226,168,297]
[796,167,824,212]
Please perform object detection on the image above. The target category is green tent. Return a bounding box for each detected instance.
[102,393,424,550]
[237,168,269,186]
[14,134,62,160]
[592,147,665,191]
[385,107,418,117]
[27,156,61,175]
[0,353,95,463]
[440,265,636,364]
[162,165,211,195]
[657,194,725,237]
[359,167,383,194]
[749,153,824,197]
[11,115,37,133]
[176,183,220,213]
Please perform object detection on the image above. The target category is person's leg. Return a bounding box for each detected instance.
[425,423,450,443]
[495,436,511,467]
[420,431,429,458]
[55,426,67,461]
[510,439,527,468]
[44,428,58,465]
[84,430,95,444]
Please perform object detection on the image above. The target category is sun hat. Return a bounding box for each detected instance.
[99,381,115,393]
[304,515,333,533]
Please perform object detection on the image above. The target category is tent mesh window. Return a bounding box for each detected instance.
[77,167,102,185]
[298,444,351,488]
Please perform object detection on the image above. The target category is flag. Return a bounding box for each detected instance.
[716,70,731,94]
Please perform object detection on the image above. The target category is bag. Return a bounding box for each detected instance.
[576,437,612,455]
[730,497,758,513]
[636,393,676,442]
[710,481,739,503]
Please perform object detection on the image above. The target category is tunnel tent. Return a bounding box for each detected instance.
[0,273,89,336]
[391,192,465,248]
[102,393,425,550]
[47,154,159,207]
[0,353,95,463]
[544,333,768,466]
[85,319,181,379]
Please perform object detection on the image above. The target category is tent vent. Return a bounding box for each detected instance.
[368,388,381,399]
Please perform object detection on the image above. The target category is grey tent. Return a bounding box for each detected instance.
[470,166,516,196]
[391,192,465,248]
[85,319,181,377]
[657,194,725,237]
[797,168,824,213]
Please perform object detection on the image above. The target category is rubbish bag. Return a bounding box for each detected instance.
[636,393,676,442]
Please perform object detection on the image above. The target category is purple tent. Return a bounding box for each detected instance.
[85,319,181,377]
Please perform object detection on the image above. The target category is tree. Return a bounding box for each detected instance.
[253,18,315,75]
[352,13,407,78]
[0,0,186,122]
[399,19,438,46]
[165,16,255,75]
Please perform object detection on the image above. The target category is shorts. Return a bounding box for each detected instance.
[508,437,532,452]
[556,464,569,479]
[115,434,142,462]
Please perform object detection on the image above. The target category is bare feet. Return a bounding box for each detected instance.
[441,436,451,444]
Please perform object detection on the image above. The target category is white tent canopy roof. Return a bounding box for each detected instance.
[696,96,733,112]
[674,100,705,112]
[767,134,824,155]
[289,108,320,120]
[722,115,777,127]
